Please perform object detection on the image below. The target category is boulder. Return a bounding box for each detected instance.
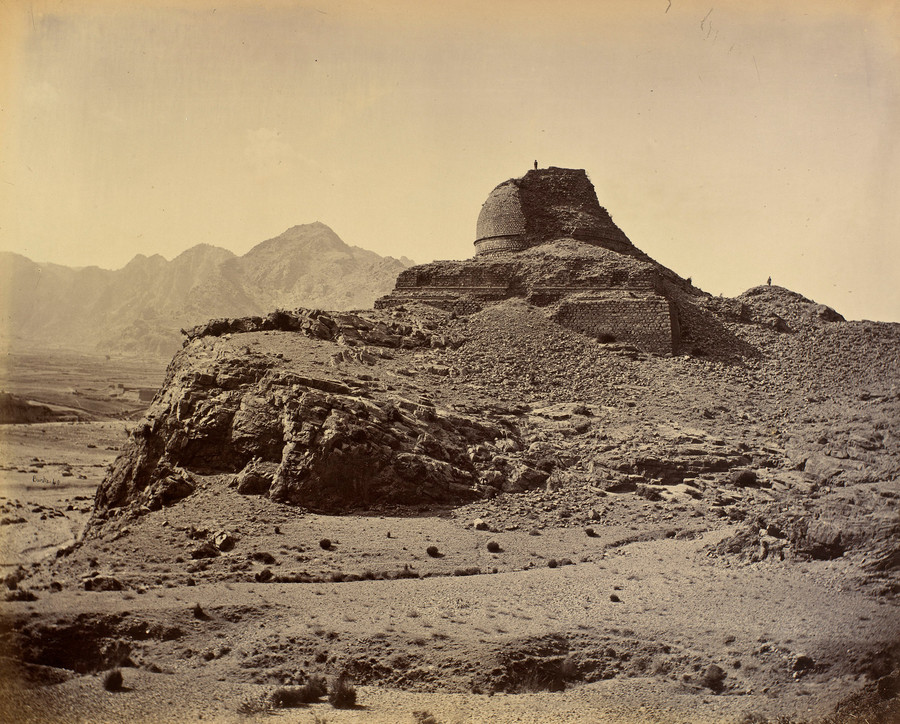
[803,454,844,483]
[502,463,549,493]
[190,542,219,559]
[81,574,124,592]
[140,475,194,511]
[233,460,277,496]
[213,531,238,552]
[729,468,759,487]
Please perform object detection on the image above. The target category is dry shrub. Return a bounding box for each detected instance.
[328,674,357,709]
[236,692,272,716]
[413,711,441,724]
[102,668,123,691]
[270,674,328,708]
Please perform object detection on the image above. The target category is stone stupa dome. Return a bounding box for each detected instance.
[474,182,528,255]
[474,167,636,257]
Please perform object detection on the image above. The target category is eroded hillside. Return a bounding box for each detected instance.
[2,261,899,723]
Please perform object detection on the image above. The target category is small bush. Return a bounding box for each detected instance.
[425,545,440,558]
[513,664,566,693]
[635,484,663,501]
[328,675,357,708]
[486,541,502,553]
[394,564,419,579]
[413,711,441,724]
[270,675,327,708]
[5,589,38,601]
[236,692,272,716]
[102,669,123,691]
[319,538,332,550]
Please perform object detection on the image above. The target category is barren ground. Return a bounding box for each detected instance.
[2,294,899,723]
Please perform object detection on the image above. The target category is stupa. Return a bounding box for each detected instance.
[376,167,686,354]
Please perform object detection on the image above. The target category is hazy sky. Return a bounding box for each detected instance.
[1,0,898,321]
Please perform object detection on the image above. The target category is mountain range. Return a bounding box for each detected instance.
[0,223,411,358]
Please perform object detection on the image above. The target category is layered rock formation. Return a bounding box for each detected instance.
[94,308,554,516]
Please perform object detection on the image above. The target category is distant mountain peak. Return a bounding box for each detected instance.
[1,224,408,358]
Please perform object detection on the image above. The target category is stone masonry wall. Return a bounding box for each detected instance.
[394,265,514,290]
[474,236,529,255]
[554,294,678,354]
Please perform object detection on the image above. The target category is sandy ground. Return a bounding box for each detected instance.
[3,526,896,723]
[0,421,127,565]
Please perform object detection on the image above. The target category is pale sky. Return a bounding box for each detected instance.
[1,0,898,322]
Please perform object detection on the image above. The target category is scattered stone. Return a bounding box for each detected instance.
[82,574,123,592]
[190,542,219,560]
[793,654,815,671]
[213,531,238,552]
[701,664,727,692]
[730,469,759,487]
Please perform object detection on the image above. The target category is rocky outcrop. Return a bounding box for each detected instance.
[93,309,539,515]
[737,285,845,331]
[180,307,457,349]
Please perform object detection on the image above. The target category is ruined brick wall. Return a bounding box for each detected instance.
[554,294,678,354]
[516,168,633,252]
[393,264,514,291]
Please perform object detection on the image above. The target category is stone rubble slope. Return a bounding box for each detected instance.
[90,284,900,589]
